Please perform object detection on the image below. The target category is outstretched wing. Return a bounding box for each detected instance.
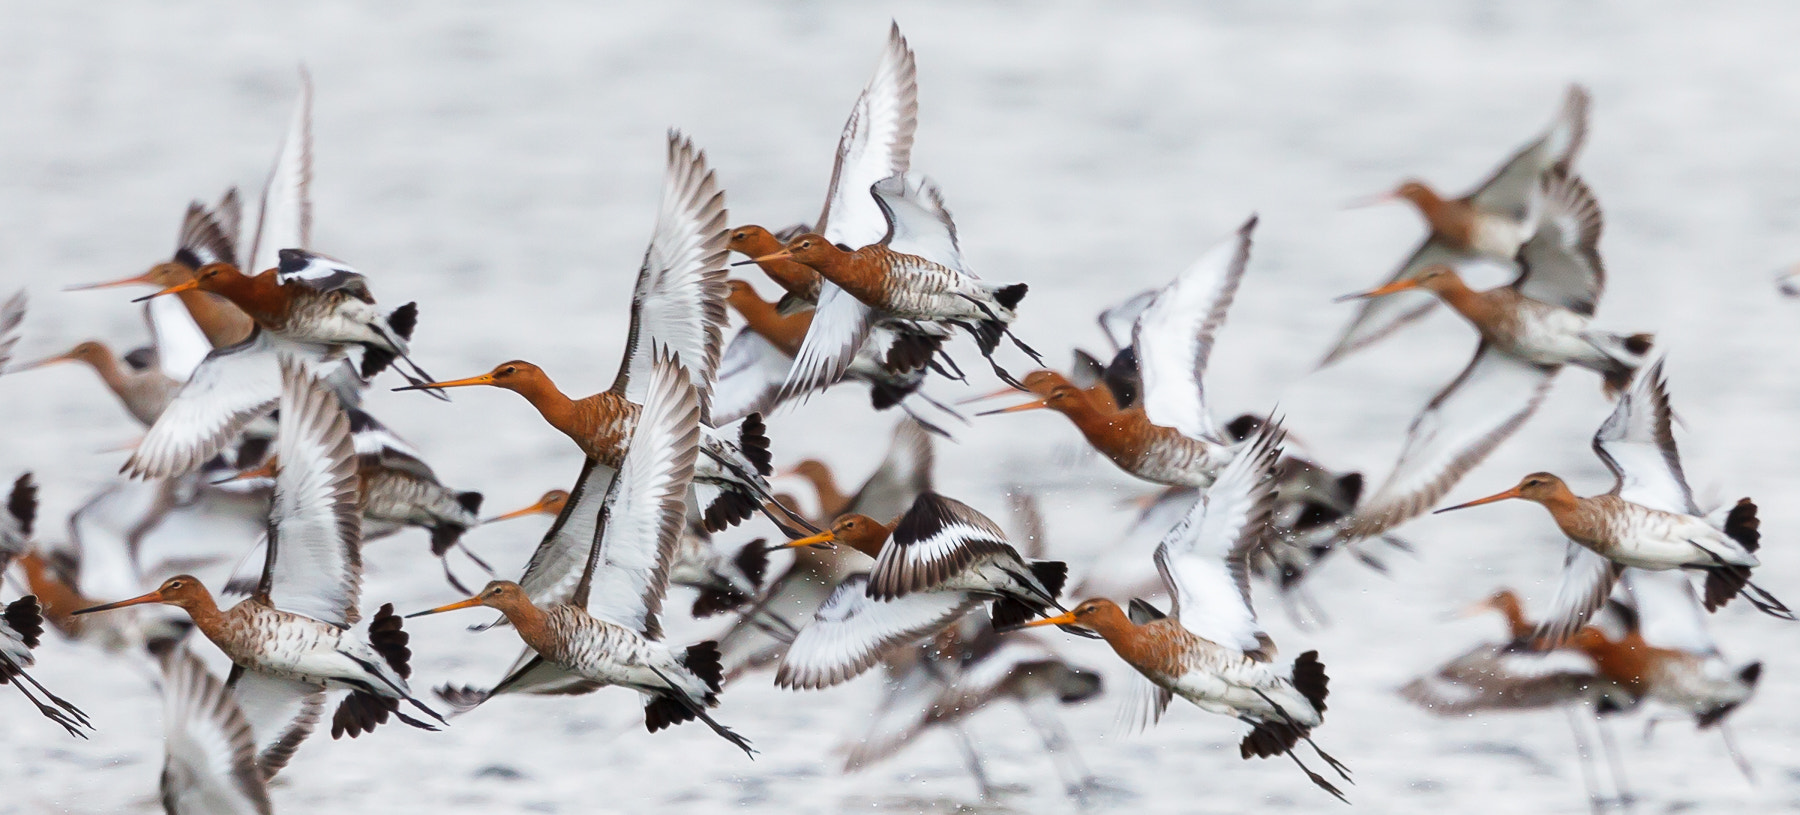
[1512,173,1604,317]
[580,350,702,640]
[0,290,23,373]
[608,132,730,424]
[1467,85,1591,216]
[1133,216,1255,441]
[162,651,271,815]
[259,358,362,627]
[776,280,873,401]
[870,492,1015,600]
[247,69,313,276]
[776,574,980,691]
[1592,359,1695,514]
[872,174,965,274]
[842,417,935,521]
[1619,569,1716,657]
[227,669,324,780]
[1156,420,1281,657]
[1534,542,1624,645]
[1341,345,1556,541]
[516,458,616,611]
[126,333,331,480]
[144,295,212,382]
[817,22,918,250]
[710,328,792,426]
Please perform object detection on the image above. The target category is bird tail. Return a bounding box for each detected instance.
[989,560,1068,629]
[1584,332,1655,397]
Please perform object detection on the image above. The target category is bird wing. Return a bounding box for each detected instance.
[578,350,702,640]
[1466,84,1591,217]
[1340,344,1557,540]
[126,332,331,480]
[486,652,606,699]
[1619,568,1717,657]
[816,22,917,250]
[1535,542,1626,645]
[608,133,730,424]
[775,573,980,691]
[1132,216,1255,441]
[870,492,1016,599]
[1400,644,1604,715]
[0,290,23,373]
[0,473,34,575]
[1319,239,1479,367]
[162,651,271,815]
[1097,289,1158,354]
[1592,359,1695,514]
[259,358,363,628]
[842,417,935,521]
[872,174,966,275]
[776,279,873,401]
[145,295,213,382]
[838,647,946,771]
[1156,420,1282,656]
[273,250,367,295]
[227,669,324,781]
[344,408,436,481]
[246,70,313,276]
[1511,173,1605,317]
[709,328,792,426]
[516,458,616,611]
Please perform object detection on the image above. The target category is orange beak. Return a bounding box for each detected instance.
[394,372,495,392]
[131,279,201,303]
[405,595,486,618]
[1433,486,1525,514]
[778,530,837,550]
[484,494,562,523]
[956,384,1025,406]
[9,351,79,373]
[64,271,157,291]
[1341,190,1400,209]
[975,398,1049,417]
[212,459,277,485]
[72,589,165,615]
[1334,278,1420,303]
[1020,610,1081,628]
[751,251,795,264]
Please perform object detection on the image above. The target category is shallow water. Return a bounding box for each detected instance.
[3,2,1799,813]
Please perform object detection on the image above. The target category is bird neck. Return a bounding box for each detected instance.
[180,291,256,347]
[794,464,848,517]
[497,598,554,652]
[1430,277,1502,328]
[1572,629,1657,691]
[1403,186,1475,246]
[181,590,228,640]
[803,245,881,293]
[1490,593,1532,641]
[209,270,288,326]
[76,348,131,400]
[1081,603,1144,653]
[1535,490,1589,536]
[510,376,595,448]
[840,521,896,560]
[728,290,811,357]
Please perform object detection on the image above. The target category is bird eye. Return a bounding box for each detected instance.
[799,240,812,249]
[169,580,183,589]
[501,366,515,375]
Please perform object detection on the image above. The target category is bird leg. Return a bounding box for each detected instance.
[1020,695,1098,809]
[1718,721,1756,783]
[1566,707,1608,814]
[950,724,995,801]
[1593,713,1634,811]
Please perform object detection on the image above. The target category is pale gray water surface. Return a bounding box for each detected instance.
[2,2,1799,813]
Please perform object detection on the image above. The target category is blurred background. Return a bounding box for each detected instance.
[2,2,1799,813]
